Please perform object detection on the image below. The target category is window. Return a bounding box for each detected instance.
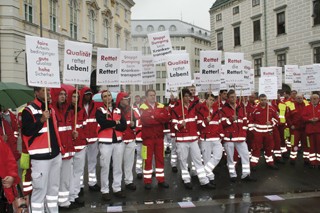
[169,25,177,31]
[149,85,153,90]
[133,37,138,42]
[125,39,128,50]
[313,0,320,26]
[142,47,146,55]
[277,53,286,72]
[132,46,138,51]
[162,71,166,78]
[254,58,262,76]
[70,0,77,39]
[136,25,143,32]
[216,13,222,21]
[156,84,160,91]
[277,12,286,35]
[24,0,33,23]
[314,47,320,63]
[156,71,161,78]
[252,0,260,7]
[89,10,95,43]
[163,83,166,90]
[158,25,165,31]
[116,34,120,48]
[253,20,261,41]
[135,85,139,91]
[142,85,147,91]
[104,20,109,46]
[125,85,130,92]
[156,96,161,103]
[181,46,186,50]
[217,32,223,50]
[147,25,154,32]
[234,26,241,46]
[233,6,239,15]
[49,0,57,32]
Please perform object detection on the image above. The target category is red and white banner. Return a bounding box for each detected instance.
[166,53,192,88]
[200,51,221,84]
[141,56,156,85]
[120,51,143,85]
[96,48,120,86]
[25,35,60,88]
[63,40,92,85]
[148,31,173,64]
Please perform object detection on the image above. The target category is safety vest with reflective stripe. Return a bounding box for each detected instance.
[97,106,123,143]
[278,102,287,124]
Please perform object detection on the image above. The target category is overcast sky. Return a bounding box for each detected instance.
[131,0,216,30]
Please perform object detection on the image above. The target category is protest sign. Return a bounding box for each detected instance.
[259,77,277,100]
[96,48,120,85]
[225,52,244,85]
[120,51,143,85]
[141,56,156,85]
[200,51,221,84]
[285,65,298,84]
[63,40,92,85]
[148,31,173,64]
[165,79,178,98]
[25,35,60,87]
[166,53,192,88]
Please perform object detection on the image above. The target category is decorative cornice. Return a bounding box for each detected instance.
[273,4,287,12]
[101,8,113,19]
[251,52,264,58]
[215,27,224,32]
[231,21,241,27]
[86,0,100,10]
[251,13,262,20]
[274,47,289,54]
[309,40,320,47]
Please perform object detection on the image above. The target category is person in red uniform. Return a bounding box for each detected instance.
[287,94,309,165]
[0,137,20,213]
[140,89,170,190]
[0,116,18,161]
[249,94,279,170]
[302,94,320,168]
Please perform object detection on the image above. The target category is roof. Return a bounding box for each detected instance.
[210,0,231,10]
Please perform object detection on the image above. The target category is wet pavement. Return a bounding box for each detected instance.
[60,152,320,212]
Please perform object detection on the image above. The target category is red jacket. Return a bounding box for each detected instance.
[171,100,199,142]
[3,110,19,139]
[68,104,87,152]
[220,103,247,142]
[79,87,98,144]
[51,87,75,159]
[197,102,223,141]
[0,118,20,161]
[0,138,20,204]
[121,106,140,143]
[302,103,320,135]
[249,104,279,133]
[140,101,170,140]
[287,101,308,130]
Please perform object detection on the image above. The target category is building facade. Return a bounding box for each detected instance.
[210,0,320,79]
[0,0,134,87]
[131,19,211,103]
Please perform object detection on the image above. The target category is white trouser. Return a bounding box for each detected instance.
[201,140,224,180]
[58,158,72,207]
[123,142,135,185]
[100,143,125,194]
[135,142,143,174]
[223,142,250,178]
[30,154,62,213]
[170,137,178,167]
[86,141,99,186]
[176,142,209,185]
[69,148,86,202]
[164,133,171,148]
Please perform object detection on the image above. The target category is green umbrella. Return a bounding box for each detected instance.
[0,82,34,109]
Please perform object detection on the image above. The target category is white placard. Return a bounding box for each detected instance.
[178,202,196,208]
[96,48,120,85]
[225,52,244,85]
[285,65,298,84]
[200,51,221,84]
[107,85,121,93]
[165,79,178,98]
[259,77,277,100]
[241,60,252,96]
[194,73,201,94]
[200,84,220,96]
[63,40,92,85]
[25,35,61,88]
[148,31,173,64]
[107,206,123,212]
[250,69,255,92]
[166,53,192,88]
[265,195,285,201]
[301,65,320,92]
[292,67,302,92]
[120,51,143,85]
[141,56,156,85]
[220,65,227,90]
[261,67,282,89]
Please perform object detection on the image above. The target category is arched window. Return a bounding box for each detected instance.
[169,25,177,31]
[191,27,194,33]
[158,25,165,31]
[147,25,154,32]
[136,25,143,32]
